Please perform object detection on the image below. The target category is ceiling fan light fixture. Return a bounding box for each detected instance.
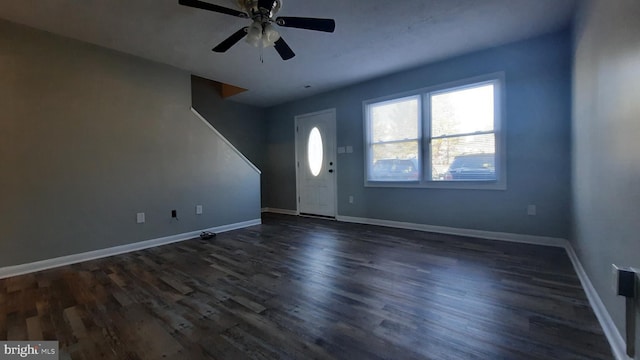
[245,21,280,48]
[245,21,263,47]
[262,23,281,47]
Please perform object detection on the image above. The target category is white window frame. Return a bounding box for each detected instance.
[364,72,506,190]
[364,95,422,183]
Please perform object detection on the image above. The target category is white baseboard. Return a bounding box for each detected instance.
[564,244,631,360]
[261,207,299,216]
[3,210,627,359]
[0,218,261,279]
[335,215,567,247]
[335,214,628,360]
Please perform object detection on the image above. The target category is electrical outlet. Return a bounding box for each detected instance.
[136,212,145,224]
[348,196,354,204]
[196,205,203,215]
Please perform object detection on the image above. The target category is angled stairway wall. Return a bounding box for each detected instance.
[190,76,268,207]
[0,19,261,269]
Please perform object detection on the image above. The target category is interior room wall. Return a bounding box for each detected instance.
[572,0,640,356]
[0,19,261,268]
[264,30,572,238]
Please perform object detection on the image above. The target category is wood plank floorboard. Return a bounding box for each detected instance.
[0,213,612,359]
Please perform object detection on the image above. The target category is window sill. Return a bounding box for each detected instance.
[364,180,507,190]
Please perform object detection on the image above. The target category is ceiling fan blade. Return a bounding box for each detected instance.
[179,0,247,18]
[276,17,336,33]
[212,27,248,52]
[274,38,295,60]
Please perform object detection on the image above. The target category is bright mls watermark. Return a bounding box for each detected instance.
[1,342,58,359]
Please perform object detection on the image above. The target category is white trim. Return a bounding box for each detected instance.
[335,214,628,359]
[0,218,261,279]
[362,72,507,191]
[190,107,261,175]
[564,244,631,360]
[261,207,299,216]
[335,215,566,247]
[2,207,627,359]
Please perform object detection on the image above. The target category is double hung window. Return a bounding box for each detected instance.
[364,73,505,189]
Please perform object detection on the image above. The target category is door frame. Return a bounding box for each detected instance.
[294,108,338,217]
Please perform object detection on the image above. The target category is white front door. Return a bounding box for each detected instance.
[296,109,337,217]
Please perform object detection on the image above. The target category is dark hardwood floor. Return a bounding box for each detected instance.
[0,213,612,359]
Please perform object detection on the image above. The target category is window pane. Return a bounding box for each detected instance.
[431,84,494,138]
[370,141,419,181]
[307,127,323,177]
[431,134,495,181]
[370,96,419,142]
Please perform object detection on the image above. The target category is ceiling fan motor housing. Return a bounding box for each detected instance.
[237,0,282,20]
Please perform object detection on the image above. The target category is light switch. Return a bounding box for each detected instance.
[136,212,145,224]
[337,147,346,154]
[196,205,203,215]
[346,146,353,153]
[527,204,536,216]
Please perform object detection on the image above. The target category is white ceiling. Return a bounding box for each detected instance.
[0,0,578,107]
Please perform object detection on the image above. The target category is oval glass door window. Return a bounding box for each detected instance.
[307,127,323,176]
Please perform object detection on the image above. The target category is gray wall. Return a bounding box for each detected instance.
[0,20,261,267]
[572,0,640,355]
[190,76,267,206]
[265,31,572,238]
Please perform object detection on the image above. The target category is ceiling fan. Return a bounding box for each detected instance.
[179,0,336,60]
